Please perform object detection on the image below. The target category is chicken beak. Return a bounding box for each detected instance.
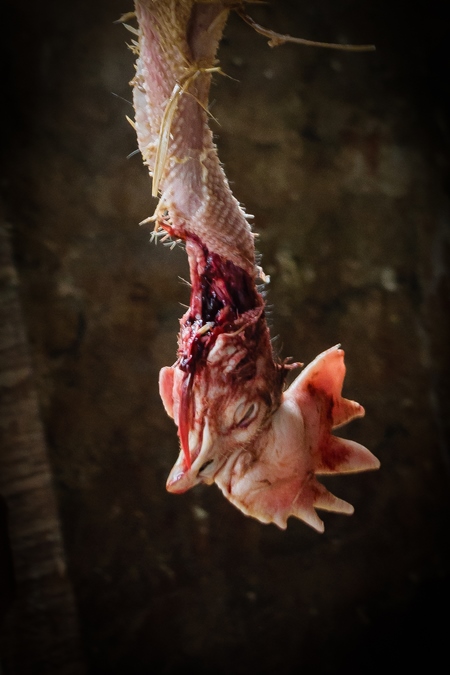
[166,426,202,493]
[166,454,193,493]
[166,418,215,493]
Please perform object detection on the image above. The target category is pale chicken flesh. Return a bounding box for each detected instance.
[129,0,380,530]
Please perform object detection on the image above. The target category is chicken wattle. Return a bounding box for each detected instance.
[129,0,380,530]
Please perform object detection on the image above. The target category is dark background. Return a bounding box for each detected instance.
[1,0,449,673]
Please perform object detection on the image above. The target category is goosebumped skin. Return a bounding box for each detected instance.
[133,0,255,272]
[131,1,380,530]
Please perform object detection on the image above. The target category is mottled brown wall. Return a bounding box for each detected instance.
[1,1,449,674]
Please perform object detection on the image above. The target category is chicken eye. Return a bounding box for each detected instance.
[234,402,258,428]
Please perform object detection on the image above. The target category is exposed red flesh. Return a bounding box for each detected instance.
[172,236,283,470]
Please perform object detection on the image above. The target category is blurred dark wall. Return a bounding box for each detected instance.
[1,1,449,673]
